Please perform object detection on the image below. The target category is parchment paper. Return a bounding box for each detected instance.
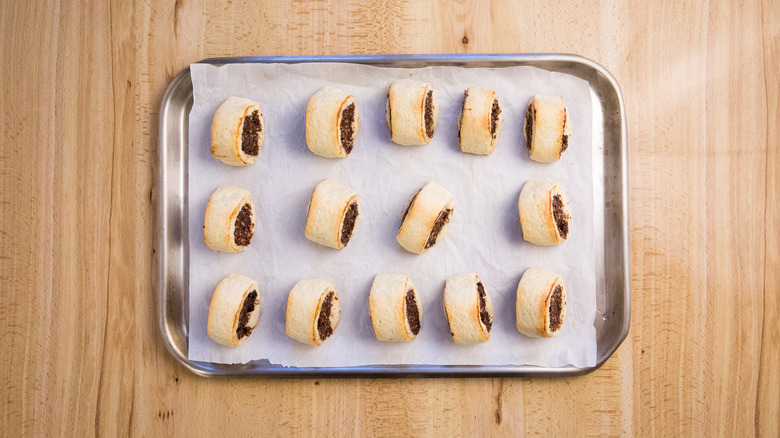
[187,62,597,367]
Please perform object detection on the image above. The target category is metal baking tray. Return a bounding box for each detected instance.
[156,54,629,377]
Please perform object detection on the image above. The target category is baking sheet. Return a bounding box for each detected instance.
[187,62,596,367]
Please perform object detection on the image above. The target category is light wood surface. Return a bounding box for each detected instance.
[1,0,778,436]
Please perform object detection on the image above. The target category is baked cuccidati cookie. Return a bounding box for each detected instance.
[369,274,423,342]
[516,267,566,338]
[304,179,360,249]
[517,180,571,246]
[397,181,454,254]
[207,273,261,347]
[204,185,255,253]
[458,87,503,155]
[211,96,265,166]
[285,279,340,346]
[523,94,571,163]
[386,79,439,146]
[305,86,360,158]
[443,272,494,344]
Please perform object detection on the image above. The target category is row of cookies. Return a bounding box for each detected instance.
[210,82,571,165]
[207,268,568,348]
[203,178,571,254]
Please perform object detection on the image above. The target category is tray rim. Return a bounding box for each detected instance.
[156,53,630,378]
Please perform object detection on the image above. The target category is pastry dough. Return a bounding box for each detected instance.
[305,87,360,158]
[458,87,503,155]
[207,273,261,347]
[204,185,255,252]
[304,179,360,249]
[517,180,571,246]
[397,182,454,254]
[386,79,439,145]
[443,272,493,344]
[369,274,423,342]
[516,267,566,338]
[285,279,340,346]
[211,96,265,166]
[523,94,571,162]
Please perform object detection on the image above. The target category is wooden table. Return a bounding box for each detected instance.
[1,1,777,435]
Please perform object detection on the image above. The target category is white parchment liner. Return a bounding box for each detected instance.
[187,62,597,367]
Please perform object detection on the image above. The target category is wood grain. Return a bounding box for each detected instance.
[0,0,777,436]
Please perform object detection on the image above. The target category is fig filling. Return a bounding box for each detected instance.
[234,204,254,246]
[552,195,569,239]
[400,190,422,228]
[561,110,569,152]
[386,92,392,132]
[458,90,468,139]
[340,201,359,246]
[424,90,435,138]
[524,104,535,150]
[477,282,492,332]
[424,208,452,249]
[241,110,261,156]
[405,289,421,336]
[317,291,336,341]
[235,290,258,339]
[548,285,563,332]
[340,103,356,154]
[490,98,501,138]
